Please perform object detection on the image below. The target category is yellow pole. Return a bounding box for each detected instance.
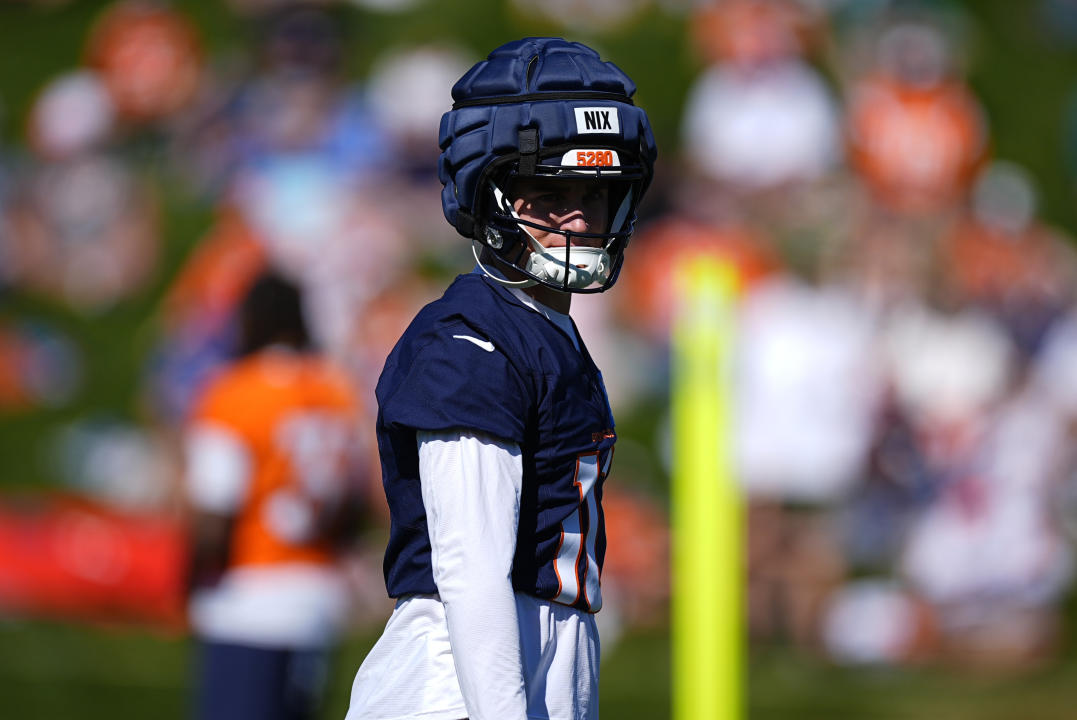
[671,256,742,720]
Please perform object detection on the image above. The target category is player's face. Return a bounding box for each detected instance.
[510,177,609,249]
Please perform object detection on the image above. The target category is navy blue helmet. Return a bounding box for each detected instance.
[438,37,657,293]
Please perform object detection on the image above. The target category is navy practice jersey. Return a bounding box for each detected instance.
[376,272,615,613]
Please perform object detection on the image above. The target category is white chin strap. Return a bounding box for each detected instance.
[487,182,614,291]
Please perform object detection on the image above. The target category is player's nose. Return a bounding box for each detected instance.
[562,215,604,247]
[559,213,590,234]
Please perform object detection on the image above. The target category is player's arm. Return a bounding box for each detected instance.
[186,511,233,596]
[183,422,251,596]
[418,430,529,720]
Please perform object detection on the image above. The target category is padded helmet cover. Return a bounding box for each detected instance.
[438,37,657,240]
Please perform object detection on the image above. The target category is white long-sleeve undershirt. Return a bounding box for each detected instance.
[419,430,529,720]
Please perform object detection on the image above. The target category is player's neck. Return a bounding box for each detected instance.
[480,252,572,314]
[524,284,571,314]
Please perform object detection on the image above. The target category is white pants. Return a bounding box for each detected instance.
[346,593,600,720]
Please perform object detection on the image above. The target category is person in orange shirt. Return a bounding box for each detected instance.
[184,271,366,720]
[846,21,988,215]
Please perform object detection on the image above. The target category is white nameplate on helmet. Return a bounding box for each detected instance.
[574,107,620,135]
[560,149,621,168]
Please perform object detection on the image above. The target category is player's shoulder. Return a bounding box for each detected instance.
[398,273,526,348]
[418,272,510,320]
[376,274,535,438]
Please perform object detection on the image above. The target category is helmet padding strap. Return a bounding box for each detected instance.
[518,129,539,177]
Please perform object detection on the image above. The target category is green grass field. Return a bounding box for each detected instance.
[2,619,1076,720]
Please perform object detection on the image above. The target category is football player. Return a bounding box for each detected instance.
[346,37,656,720]
[185,271,366,720]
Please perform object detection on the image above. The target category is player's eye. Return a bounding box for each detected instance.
[583,189,607,205]
[535,192,563,206]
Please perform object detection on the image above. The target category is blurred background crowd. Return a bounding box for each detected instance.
[4,0,1077,706]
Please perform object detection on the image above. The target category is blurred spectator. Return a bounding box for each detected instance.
[735,272,881,504]
[508,0,650,32]
[881,300,1014,469]
[609,216,781,412]
[900,382,1075,670]
[84,1,204,129]
[619,218,780,344]
[679,0,852,279]
[736,266,880,648]
[600,485,671,636]
[367,44,472,178]
[838,397,935,574]
[175,5,388,197]
[0,321,82,412]
[821,578,937,665]
[1031,306,1077,420]
[692,0,825,69]
[939,162,1077,362]
[343,274,441,406]
[4,70,160,312]
[163,4,408,394]
[185,271,369,720]
[682,0,841,195]
[51,417,179,511]
[364,44,475,260]
[845,19,987,215]
[145,204,267,422]
[230,153,410,360]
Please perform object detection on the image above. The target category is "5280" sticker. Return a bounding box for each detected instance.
[561,149,622,168]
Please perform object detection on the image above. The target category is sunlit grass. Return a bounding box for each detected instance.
[3,619,1076,720]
